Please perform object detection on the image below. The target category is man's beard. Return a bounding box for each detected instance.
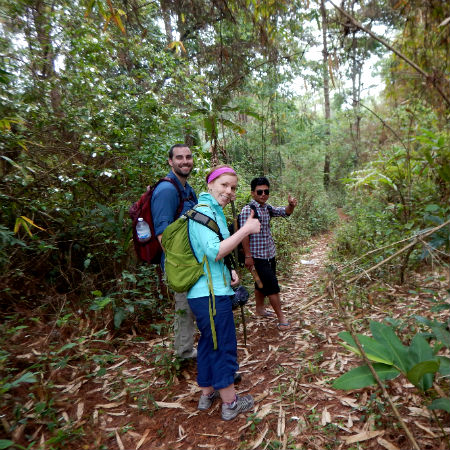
[173,165,192,178]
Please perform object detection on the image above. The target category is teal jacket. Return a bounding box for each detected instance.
[187,192,234,299]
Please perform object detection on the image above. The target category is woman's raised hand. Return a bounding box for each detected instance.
[243,209,260,235]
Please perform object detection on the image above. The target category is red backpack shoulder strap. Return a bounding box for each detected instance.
[159,176,185,219]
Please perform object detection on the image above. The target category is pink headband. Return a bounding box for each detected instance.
[207,167,236,183]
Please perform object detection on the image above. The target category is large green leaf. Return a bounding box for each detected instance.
[408,334,435,390]
[370,321,409,372]
[332,364,400,390]
[0,440,16,450]
[338,331,394,365]
[406,360,440,390]
[437,356,450,376]
[408,334,433,364]
[428,397,450,413]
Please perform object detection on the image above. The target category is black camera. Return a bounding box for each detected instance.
[231,285,249,310]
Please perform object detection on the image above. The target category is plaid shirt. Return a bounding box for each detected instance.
[239,199,287,259]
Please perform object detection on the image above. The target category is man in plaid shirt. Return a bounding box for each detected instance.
[239,177,297,331]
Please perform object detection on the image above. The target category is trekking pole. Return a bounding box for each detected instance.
[231,200,249,347]
[240,304,247,347]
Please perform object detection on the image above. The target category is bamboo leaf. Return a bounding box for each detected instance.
[13,218,21,234]
[20,216,45,232]
[14,217,32,237]
[112,13,126,34]
[84,0,96,17]
[1,155,29,178]
[103,15,111,32]
[166,41,186,54]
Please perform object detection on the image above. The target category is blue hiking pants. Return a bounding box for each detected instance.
[188,295,239,390]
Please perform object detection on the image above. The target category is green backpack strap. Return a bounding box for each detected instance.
[186,204,224,350]
[185,208,221,235]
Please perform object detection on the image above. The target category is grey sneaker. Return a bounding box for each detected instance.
[221,394,254,421]
[179,348,197,360]
[198,390,220,411]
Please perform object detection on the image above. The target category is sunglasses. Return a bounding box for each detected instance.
[256,189,270,195]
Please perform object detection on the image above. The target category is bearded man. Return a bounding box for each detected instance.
[152,144,198,359]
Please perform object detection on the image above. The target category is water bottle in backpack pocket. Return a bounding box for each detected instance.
[136,218,151,242]
[129,177,185,264]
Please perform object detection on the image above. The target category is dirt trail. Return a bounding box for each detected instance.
[128,231,340,450]
[111,229,447,450]
[11,230,447,449]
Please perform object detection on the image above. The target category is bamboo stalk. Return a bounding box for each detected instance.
[346,220,450,283]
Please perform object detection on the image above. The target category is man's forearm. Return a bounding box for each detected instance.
[241,236,251,257]
[285,204,295,216]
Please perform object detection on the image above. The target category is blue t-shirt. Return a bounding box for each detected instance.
[187,192,234,299]
[151,171,197,237]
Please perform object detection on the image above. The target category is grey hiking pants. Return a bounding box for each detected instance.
[174,291,196,358]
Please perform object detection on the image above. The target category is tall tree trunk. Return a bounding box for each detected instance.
[160,0,173,43]
[32,0,63,117]
[350,28,362,165]
[320,0,331,190]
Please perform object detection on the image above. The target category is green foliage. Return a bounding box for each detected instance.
[0,372,37,395]
[381,0,450,118]
[332,118,449,279]
[333,320,448,395]
[414,314,450,350]
[0,225,26,270]
[87,265,168,329]
[332,363,400,390]
[151,345,182,386]
[428,398,450,413]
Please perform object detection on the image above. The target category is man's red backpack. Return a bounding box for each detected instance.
[129,177,183,264]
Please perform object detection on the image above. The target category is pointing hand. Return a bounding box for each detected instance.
[288,194,297,207]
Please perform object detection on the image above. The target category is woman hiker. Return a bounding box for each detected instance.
[187,165,260,420]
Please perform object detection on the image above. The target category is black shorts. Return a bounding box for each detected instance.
[253,257,280,296]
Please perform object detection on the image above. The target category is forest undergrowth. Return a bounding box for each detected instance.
[1,219,448,450]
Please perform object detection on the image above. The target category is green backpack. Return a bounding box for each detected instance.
[162,204,220,293]
[162,204,232,350]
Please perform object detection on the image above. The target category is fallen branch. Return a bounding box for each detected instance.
[297,220,449,314]
[297,293,328,313]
